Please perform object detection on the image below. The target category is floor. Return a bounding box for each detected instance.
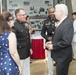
[30,59,76,75]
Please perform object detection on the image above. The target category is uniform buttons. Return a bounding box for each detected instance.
[21,30,23,32]
[52,32,54,34]
[19,46,21,48]
[27,36,28,37]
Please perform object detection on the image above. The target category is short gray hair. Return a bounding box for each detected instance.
[55,4,68,16]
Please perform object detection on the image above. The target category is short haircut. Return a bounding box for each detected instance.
[72,12,76,15]
[48,7,55,11]
[55,4,68,16]
[15,8,24,16]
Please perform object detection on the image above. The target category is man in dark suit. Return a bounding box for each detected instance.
[13,8,32,75]
[45,4,74,75]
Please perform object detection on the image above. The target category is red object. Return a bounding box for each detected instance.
[31,39,45,59]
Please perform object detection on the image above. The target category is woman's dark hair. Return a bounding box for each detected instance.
[0,13,11,35]
[2,12,14,22]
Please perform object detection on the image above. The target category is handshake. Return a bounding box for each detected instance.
[45,41,53,51]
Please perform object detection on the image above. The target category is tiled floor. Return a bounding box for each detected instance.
[30,59,76,75]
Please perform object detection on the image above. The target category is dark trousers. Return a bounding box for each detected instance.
[56,61,70,75]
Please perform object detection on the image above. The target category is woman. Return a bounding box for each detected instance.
[0,14,22,75]
[2,12,14,31]
[26,15,35,34]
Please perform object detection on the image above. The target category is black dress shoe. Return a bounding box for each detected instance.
[53,62,56,66]
[30,61,32,63]
[53,61,56,66]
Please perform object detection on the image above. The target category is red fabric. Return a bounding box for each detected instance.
[31,39,45,59]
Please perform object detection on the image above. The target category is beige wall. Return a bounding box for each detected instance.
[71,0,76,12]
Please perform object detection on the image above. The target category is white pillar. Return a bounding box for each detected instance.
[0,0,2,13]
[71,0,76,12]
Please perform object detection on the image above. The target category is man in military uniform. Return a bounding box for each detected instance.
[41,7,58,75]
[13,8,32,75]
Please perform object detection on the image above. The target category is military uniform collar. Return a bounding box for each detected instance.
[15,19,26,24]
[47,17,55,20]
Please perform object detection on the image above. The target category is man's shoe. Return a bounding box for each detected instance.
[30,61,32,63]
[73,58,76,60]
[53,61,56,66]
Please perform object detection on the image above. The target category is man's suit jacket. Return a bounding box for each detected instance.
[51,17,74,64]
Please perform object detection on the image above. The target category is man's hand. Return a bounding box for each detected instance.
[29,28,36,34]
[45,41,53,50]
[30,49,33,55]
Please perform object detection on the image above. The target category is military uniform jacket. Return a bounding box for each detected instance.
[41,17,56,42]
[13,20,31,59]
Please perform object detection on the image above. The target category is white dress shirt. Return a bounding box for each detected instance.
[72,20,76,42]
[56,16,67,27]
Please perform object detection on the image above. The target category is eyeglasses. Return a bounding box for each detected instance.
[49,11,54,13]
[18,14,26,16]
